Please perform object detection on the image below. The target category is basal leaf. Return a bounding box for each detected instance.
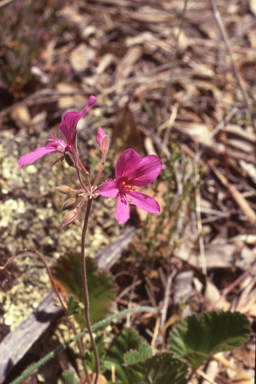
[169,311,250,369]
[51,252,116,325]
[104,328,145,383]
[125,353,188,384]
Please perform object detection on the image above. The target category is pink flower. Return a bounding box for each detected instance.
[98,148,162,224]
[19,96,97,169]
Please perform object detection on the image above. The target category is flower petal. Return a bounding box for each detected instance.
[115,148,142,180]
[19,144,62,169]
[116,194,130,224]
[98,180,119,198]
[59,95,97,145]
[128,155,163,187]
[127,191,160,214]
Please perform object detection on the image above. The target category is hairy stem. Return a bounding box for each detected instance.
[80,197,100,384]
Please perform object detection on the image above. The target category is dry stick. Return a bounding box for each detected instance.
[195,142,207,276]
[207,258,256,311]
[151,315,161,352]
[208,0,256,134]
[160,268,176,331]
[0,249,92,383]
[197,368,218,384]
[80,197,100,384]
[162,0,189,123]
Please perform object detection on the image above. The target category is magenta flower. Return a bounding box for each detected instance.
[19,96,97,169]
[98,148,163,224]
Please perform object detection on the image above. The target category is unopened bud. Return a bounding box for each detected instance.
[55,185,73,195]
[96,127,109,155]
[101,135,109,154]
[64,152,75,167]
[61,197,78,211]
[60,207,79,229]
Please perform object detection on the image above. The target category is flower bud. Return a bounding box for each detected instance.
[60,206,79,229]
[54,185,73,195]
[96,127,109,155]
[64,152,75,167]
[61,197,78,211]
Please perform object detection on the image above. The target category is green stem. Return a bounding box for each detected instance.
[11,307,157,384]
[80,197,99,384]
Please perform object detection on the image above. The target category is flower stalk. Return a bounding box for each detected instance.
[80,197,100,384]
[15,96,162,384]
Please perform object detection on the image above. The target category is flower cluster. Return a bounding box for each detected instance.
[19,96,162,224]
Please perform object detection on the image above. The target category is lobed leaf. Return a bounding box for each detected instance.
[104,328,146,383]
[124,342,152,364]
[169,311,251,369]
[125,353,188,384]
[51,252,116,325]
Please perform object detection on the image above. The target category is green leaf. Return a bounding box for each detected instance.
[104,328,146,383]
[62,371,79,384]
[169,311,251,369]
[66,295,84,316]
[85,333,106,373]
[51,252,116,325]
[124,342,152,364]
[125,353,188,384]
